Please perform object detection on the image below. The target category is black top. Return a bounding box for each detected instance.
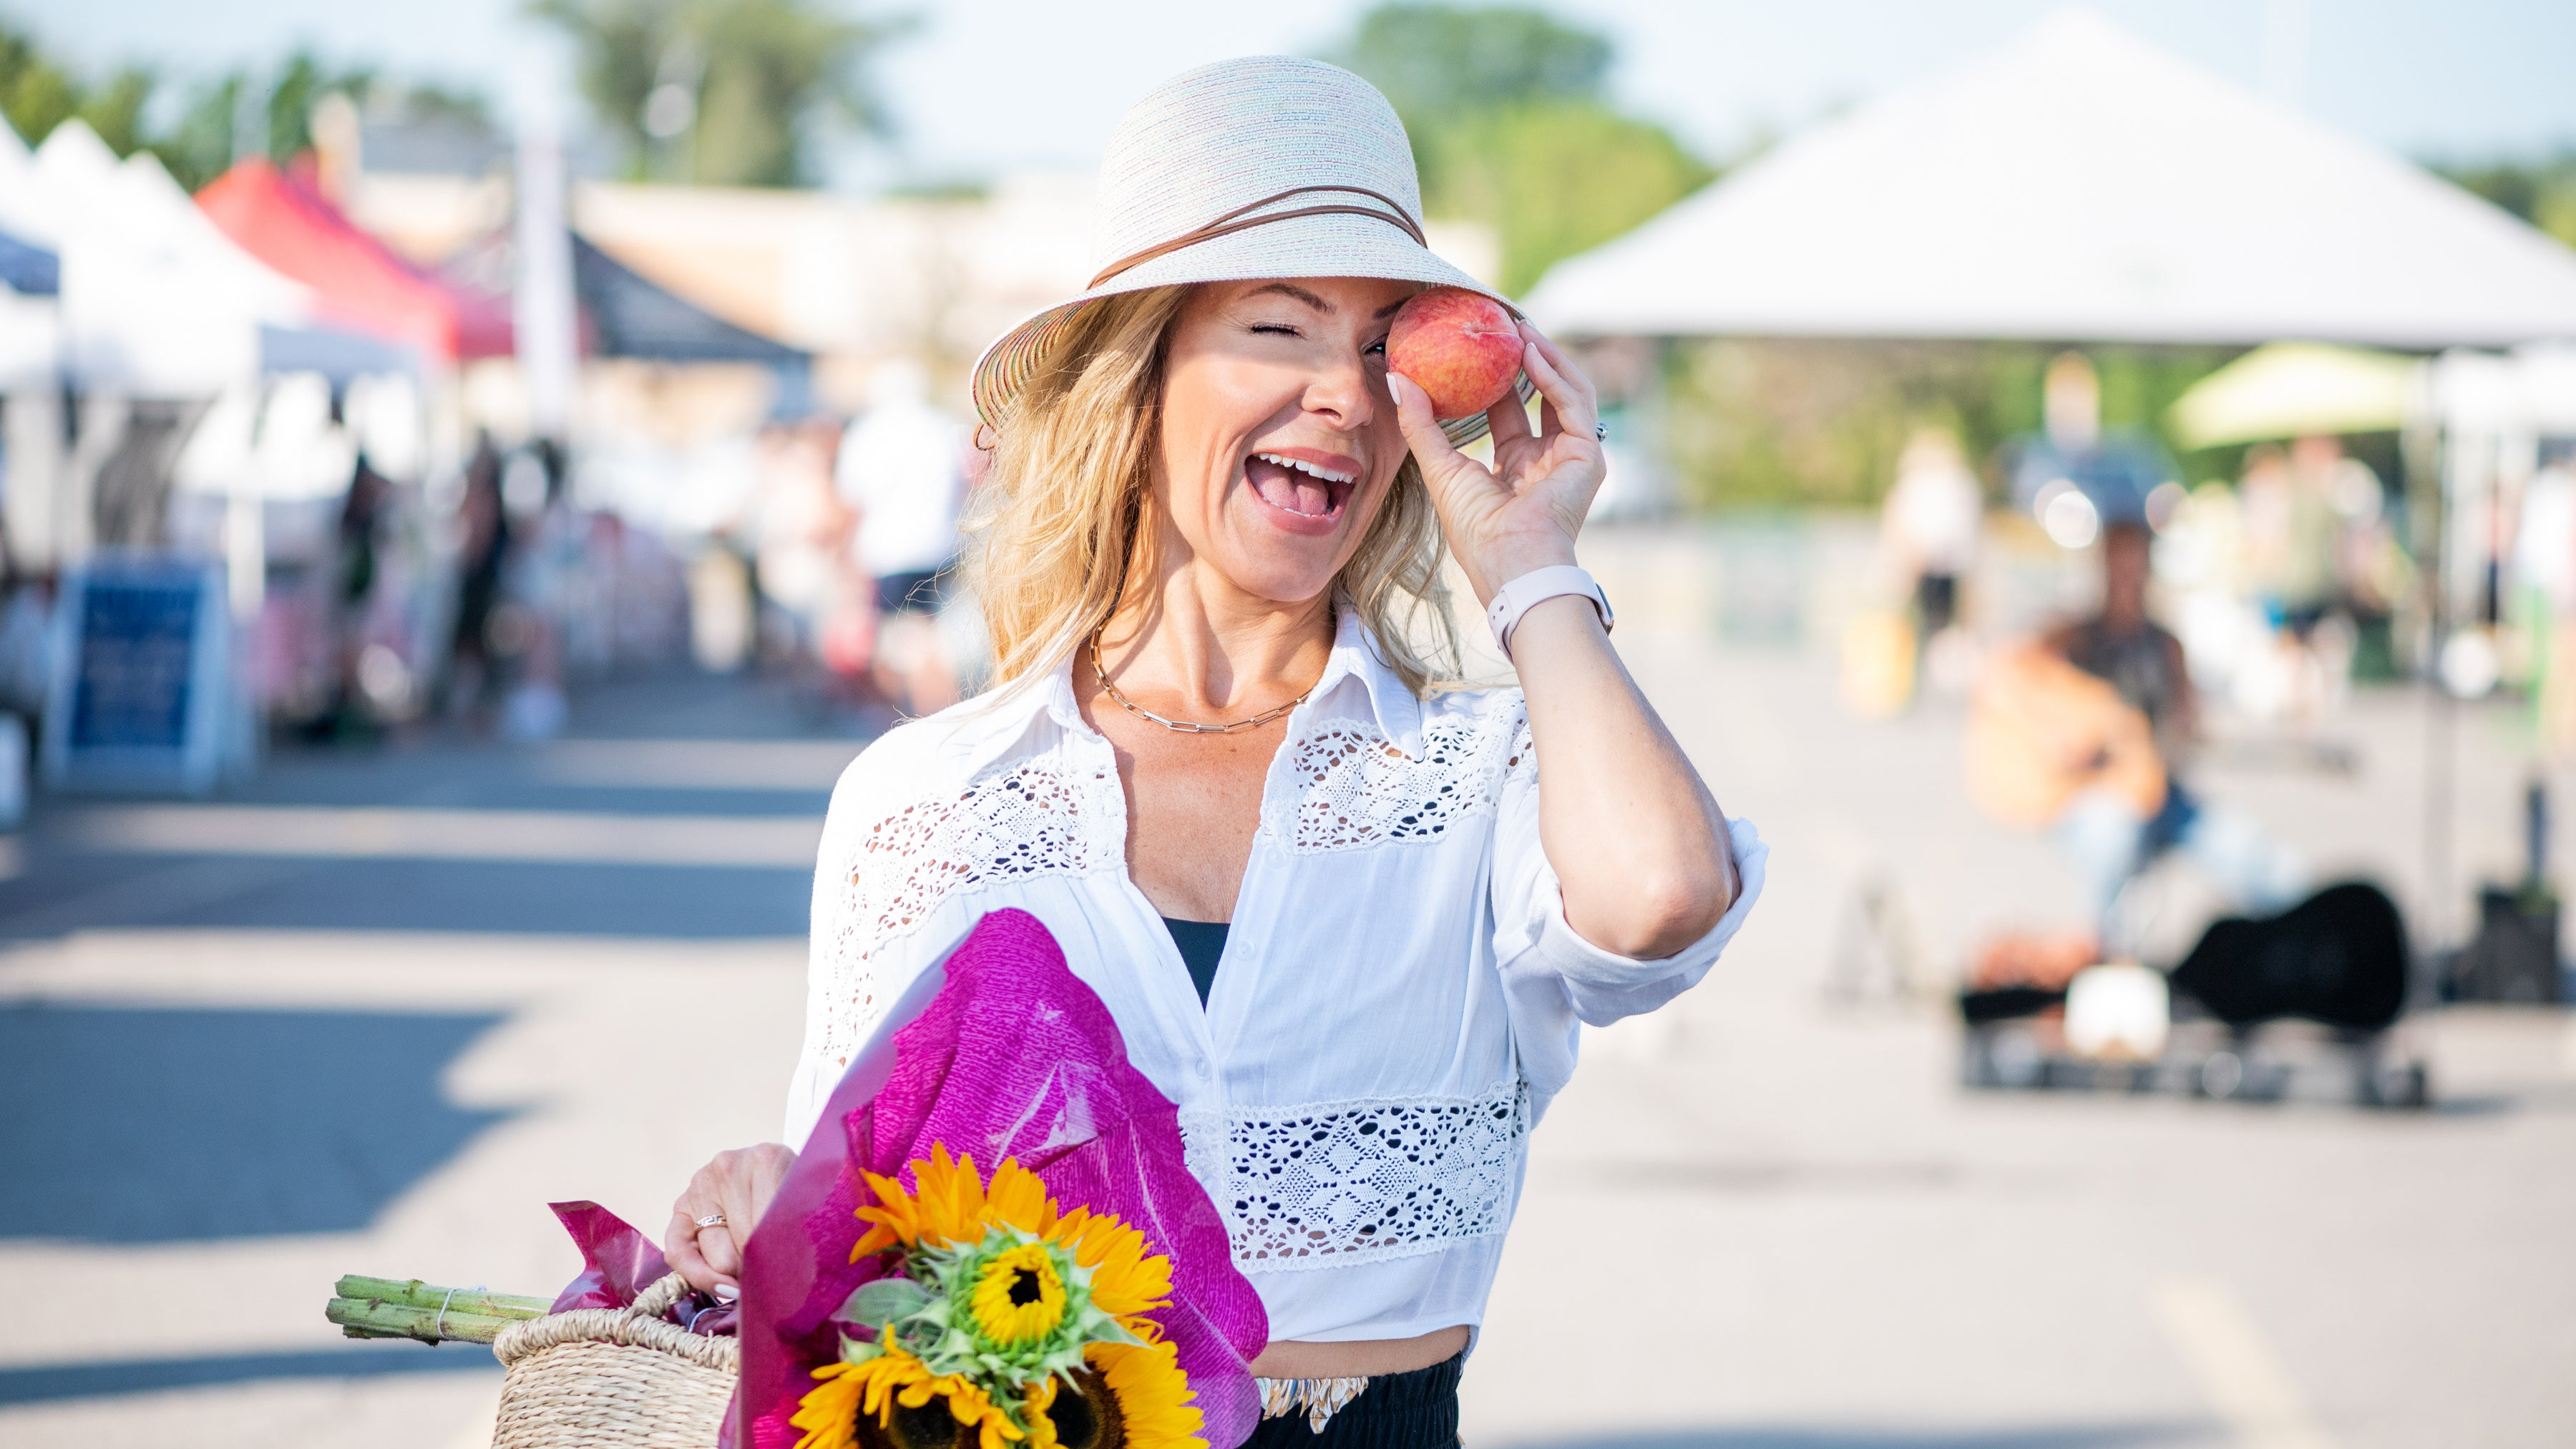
[2060,617,2191,762]
[1161,917,1228,1007]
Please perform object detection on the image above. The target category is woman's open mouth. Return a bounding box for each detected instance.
[1244,450,1358,536]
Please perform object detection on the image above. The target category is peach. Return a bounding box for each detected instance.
[1388,287,1523,420]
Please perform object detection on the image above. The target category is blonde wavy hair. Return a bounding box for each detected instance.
[962,285,1460,698]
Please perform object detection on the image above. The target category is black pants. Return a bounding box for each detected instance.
[1242,1355,1463,1449]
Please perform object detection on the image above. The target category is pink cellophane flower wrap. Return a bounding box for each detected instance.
[544,1201,668,1312]
[735,908,1268,1449]
[545,1201,738,1335]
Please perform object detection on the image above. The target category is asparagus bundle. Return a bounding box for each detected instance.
[326,1276,552,1345]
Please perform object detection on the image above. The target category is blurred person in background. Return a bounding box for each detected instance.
[1878,425,1984,693]
[0,497,46,776]
[2328,444,2411,684]
[1994,512,2309,941]
[2009,351,2173,529]
[303,449,393,742]
[2235,437,2351,730]
[439,430,511,721]
[2517,444,2576,752]
[746,416,851,673]
[834,359,965,716]
[498,440,575,741]
[1976,353,2304,949]
[2243,439,2341,638]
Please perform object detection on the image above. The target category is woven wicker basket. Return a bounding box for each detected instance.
[490,1273,740,1449]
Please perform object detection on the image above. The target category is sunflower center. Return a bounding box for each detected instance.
[884,1397,966,1449]
[1009,1267,1044,1307]
[1045,1368,1127,1449]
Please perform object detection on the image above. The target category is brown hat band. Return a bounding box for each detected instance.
[1087,185,1428,290]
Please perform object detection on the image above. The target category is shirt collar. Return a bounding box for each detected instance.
[942,609,1428,775]
[1315,606,1426,757]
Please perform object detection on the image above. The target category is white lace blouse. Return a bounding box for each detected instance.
[784,610,1767,1344]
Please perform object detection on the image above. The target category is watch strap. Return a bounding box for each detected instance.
[1485,565,1612,661]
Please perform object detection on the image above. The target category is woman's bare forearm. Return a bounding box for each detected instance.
[1510,593,1735,960]
[1389,321,1732,960]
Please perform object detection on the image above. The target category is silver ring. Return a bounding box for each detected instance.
[694,1212,727,1229]
[1594,422,1609,440]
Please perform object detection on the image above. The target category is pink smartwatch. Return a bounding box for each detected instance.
[1485,565,1614,661]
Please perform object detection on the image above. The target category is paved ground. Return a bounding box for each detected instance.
[3,587,2570,1449]
[1469,634,2576,1449]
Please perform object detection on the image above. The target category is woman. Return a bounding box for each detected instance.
[667,57,1765,1447]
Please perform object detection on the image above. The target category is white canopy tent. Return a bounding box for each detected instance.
[10,121,412,394]
[0,117,50,245]
[1526,9,2576,349]
[27,121,320,396]
[0,122,416,568]
[0,123,61,393]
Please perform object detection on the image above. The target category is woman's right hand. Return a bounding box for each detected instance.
[665,1143,796,1297]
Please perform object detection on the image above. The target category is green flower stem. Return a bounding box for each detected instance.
[325,1277,552,1345]
[334,1277,554,1319]
[325,1297,525,1345]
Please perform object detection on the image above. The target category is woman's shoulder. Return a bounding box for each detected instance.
[1420,679,1526,720]
[821,690,1073,834]
[1416,680,1532,756]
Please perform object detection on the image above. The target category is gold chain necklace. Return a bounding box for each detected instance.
[1088,630,1314,735]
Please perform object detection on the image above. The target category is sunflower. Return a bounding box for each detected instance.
[830,1149,1198,1449]
[1022,1340,1204,1449]
[912,1227,1118,1380]
[1045,1209,1171,1326]
[855,1145,1032,1259]
[791,1360,869,1449]
[970,1241,1068,1345]
[794,1344,1029,1449]
[852,1156,1169,1345]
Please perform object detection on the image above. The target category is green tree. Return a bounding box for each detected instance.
[0,22,421,192]
[1331,3,1606,140]
[128,53,386,191]
[2429,150,2576,250]
[0,23,153,155]
[1,24,82,145]
[142,75,247,190]
[265,53,379,162]
[1324,4,1712,296]
[1661,340,2243,512]
[530,0,906,187]
[1425,99,1712,296]
[74,68,155,154]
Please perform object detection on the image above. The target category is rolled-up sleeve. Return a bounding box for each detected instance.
[1489,748,1768,1114]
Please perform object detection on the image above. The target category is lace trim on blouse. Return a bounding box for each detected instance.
[1281,706,1531,854]
[811,756,1123,1073]
[1186,1079,1531,1271]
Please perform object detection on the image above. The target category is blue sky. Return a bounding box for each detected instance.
[21,0,2576,179]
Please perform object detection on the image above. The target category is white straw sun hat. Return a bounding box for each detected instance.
[969,55,1528,447]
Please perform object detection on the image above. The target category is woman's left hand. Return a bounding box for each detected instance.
[665,1143,796,1297]
[1389,321,1604,606]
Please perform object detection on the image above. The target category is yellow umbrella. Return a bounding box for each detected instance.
[2167,341,2419,450]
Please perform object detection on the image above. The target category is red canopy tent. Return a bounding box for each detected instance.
[196,159,514,361]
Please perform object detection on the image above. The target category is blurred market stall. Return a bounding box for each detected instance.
[197,157,515,363]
